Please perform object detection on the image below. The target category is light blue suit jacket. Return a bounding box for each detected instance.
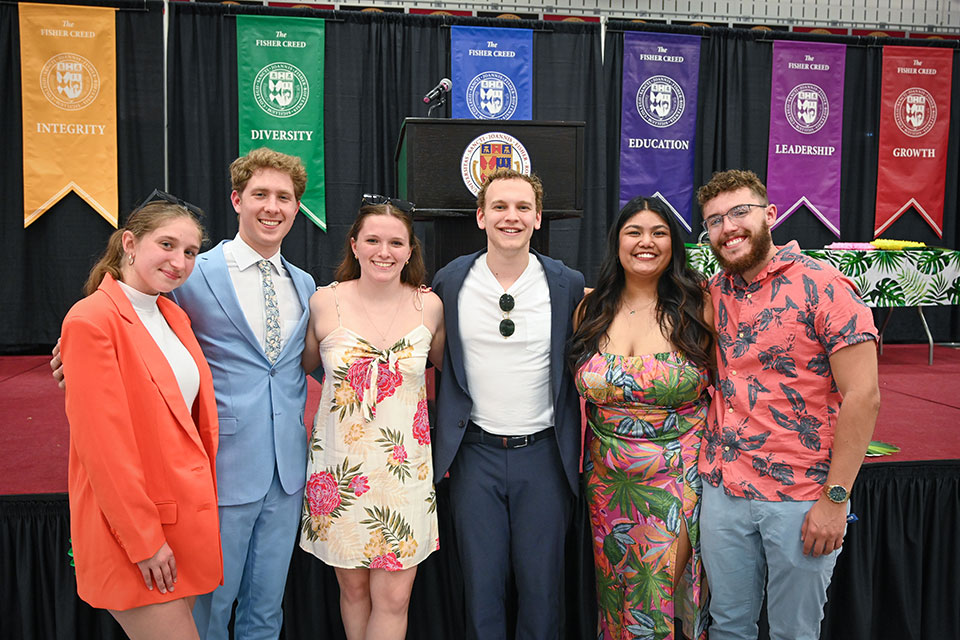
[170,240,315,506]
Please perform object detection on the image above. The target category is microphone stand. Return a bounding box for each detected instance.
[426,94,448,117]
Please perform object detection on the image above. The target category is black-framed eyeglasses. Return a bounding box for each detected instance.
[702,203,766,232]
[361,193,416,216]
[498,293,515,338]
[135,188,205,222]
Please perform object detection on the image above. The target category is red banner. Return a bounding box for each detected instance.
[874,46,953,237]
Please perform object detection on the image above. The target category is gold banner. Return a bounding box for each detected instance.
[19,3,118,228]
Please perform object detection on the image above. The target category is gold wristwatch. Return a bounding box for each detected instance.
[824,484,850,504]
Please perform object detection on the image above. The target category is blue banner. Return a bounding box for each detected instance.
[619,32,701,232]
[451,26,532,120]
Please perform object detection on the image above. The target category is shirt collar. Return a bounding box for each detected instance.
[231,234,283,272]
[721,240,802,288]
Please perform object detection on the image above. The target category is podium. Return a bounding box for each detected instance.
[395,118,584,276]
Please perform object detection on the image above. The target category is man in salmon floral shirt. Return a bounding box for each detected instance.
[696,169,881,640]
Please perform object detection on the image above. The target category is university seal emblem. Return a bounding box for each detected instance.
[253,62,310,118]
[40,53,100,111]
[466,71,519,120]
[460,132,531,196]
[636,75,684,128]
[785,83,829,135]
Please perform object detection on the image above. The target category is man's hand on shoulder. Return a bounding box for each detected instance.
[50,338,65,390]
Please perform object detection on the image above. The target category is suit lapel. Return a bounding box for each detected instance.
[275,256,312,364]
[196,241,263,356]
[535,251,570,407]
[100,275,205,451]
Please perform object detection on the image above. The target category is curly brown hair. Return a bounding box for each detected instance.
[230,148,308,201]
[476,168,543,213]
[696,169,768,207]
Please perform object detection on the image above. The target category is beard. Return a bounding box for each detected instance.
[710,219,773,276]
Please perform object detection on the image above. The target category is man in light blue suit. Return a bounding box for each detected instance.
[172,148,316,640]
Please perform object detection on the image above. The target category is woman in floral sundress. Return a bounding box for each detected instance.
[299,195,444,640]
[568,196,715,640]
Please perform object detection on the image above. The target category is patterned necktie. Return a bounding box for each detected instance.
[258,259,281,363]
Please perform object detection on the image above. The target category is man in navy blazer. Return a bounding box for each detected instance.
[171,149,315,640]
[431,169,584,640]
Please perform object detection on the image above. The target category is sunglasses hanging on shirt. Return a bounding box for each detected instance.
[499,293,515,338]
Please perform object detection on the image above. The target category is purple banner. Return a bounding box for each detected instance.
[767,41,846,237]
[619,32,700,232]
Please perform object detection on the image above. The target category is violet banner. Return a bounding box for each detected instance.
[619,32,700,232]
[766,41,846,237]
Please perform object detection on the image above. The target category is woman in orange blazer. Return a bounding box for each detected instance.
[61,201,222,639]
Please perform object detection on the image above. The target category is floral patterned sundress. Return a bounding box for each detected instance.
[299,282,439,571]
[575,351,710,640]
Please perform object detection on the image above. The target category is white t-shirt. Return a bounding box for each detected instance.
[459,254,554,436]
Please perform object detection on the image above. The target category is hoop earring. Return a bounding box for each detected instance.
[128,253,135,266]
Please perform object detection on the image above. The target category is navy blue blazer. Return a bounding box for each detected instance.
[431,250,585,495]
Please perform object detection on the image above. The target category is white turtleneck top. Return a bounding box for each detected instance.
[117,280,199,411]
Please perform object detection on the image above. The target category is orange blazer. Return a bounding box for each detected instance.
[62,273,222,610]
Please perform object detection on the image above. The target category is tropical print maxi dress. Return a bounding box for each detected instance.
[575,351,710,640]
[299,283,439,571]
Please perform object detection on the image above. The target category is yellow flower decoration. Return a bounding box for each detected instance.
[334,381,358,407]
[343,422,364,444]
[398,537,418,558]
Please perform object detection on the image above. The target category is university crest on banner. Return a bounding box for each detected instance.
[874,46,953,237]
[451,26,532,121]
[237,16,326,229]
[766,41,846,237]
[19,3,118,228]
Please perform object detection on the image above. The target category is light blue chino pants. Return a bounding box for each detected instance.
[700,481,846,640]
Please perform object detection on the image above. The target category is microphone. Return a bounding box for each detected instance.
[422,78,452,104]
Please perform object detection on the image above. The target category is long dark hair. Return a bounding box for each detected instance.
[334,204,426,286]
[568,196,714,373]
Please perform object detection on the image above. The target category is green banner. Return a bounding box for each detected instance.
[237,15,326,229]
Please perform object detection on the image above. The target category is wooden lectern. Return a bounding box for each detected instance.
[395,118,584,277]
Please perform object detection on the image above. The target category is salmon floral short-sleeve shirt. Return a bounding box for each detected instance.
[699,241,878,501]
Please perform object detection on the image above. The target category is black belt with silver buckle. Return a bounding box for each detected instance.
[464,422,554,449]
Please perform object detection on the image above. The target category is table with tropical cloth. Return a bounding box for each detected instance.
[685,245,960,364]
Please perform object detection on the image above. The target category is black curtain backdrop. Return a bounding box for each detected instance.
[166,6,607,291]
[2,5,958,350]
[0,0,165,352]
[603,23,960,343]
[4,461,958,639]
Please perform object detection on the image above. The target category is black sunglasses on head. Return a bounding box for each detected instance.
[134,188,205,222]
[361,193,416,215]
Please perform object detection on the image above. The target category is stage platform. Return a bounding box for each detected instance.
[2,345,958,639]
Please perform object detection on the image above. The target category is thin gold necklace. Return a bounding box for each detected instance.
[621,297,655,316]
[358,289,405,344]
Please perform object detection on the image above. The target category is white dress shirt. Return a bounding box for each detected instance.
[223,235,303,354]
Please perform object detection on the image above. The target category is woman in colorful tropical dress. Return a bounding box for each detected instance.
[299,195,444,640]
[568,196,715,640]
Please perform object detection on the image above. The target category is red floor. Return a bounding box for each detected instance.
[1,344,958,495]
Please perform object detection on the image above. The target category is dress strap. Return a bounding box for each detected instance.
[324,281,342,327]
[415,285,429,323]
